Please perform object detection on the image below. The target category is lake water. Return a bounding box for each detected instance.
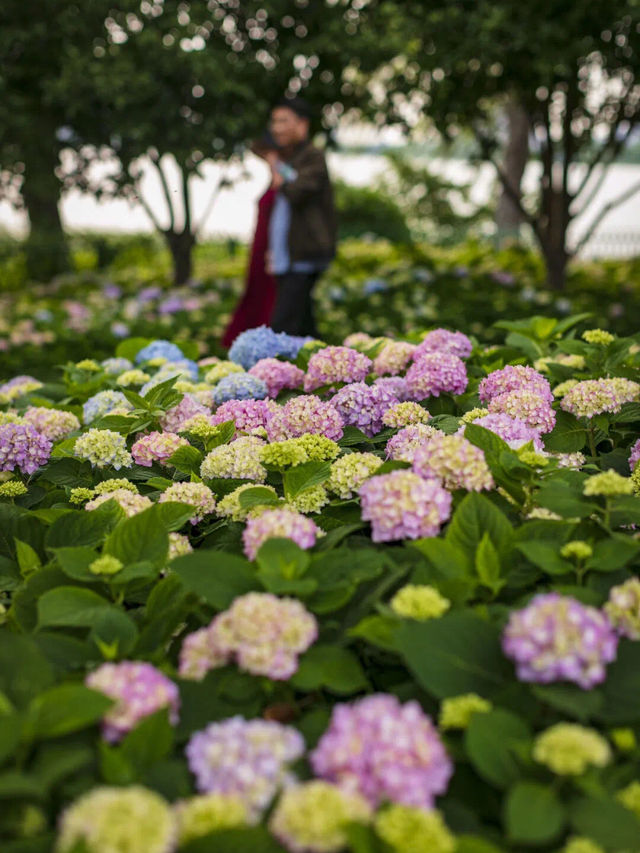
[1,152,639,258]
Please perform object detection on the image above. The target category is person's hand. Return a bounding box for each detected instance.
[264,150,279,168]
[265,250,275,276]
[270,165,284,190]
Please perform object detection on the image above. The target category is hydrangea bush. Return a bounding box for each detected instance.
[2,318,640,852]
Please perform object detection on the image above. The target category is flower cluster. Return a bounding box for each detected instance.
[159,482,216,523]
[359,471,451,542]
[311,694,453,809]
[85,488,152,517]
[174,793,248,845]
[102,357,133,375]
[229,326,307,369]
[382,401,431,428]
[605,577,640,639]
[160,394,209,432]
[200,436,267,482]
[413,433,494,491]
[186,718,305,816]
[22,407,80,441]
[629,438,640,473]
[74,429,133,470]
[331,381,398,437]
[582,328,615,345]
[0,375,43,401]
[390,584,450,620]
[211,373,268,405]
[304,346,372,391]
[375,806,455,853]
[533,723,611,775]
[216,483,279,522]
[204,360,245,384]
[85,661,180,742]
[502,593,618,688]
[327,452,383,499]
[415,328,473,359]
[439,694,492,730]
[385,423,439,462]
[249,358,306,397]
[0,422,52,475]
[116,368,150,387]
[288,484,329,514]
[561,378,640,418]
[135,339,185,364]
[266,396,344,442]
[478,364,552,405]
[82,390,131,424]
[465,412,544,451]
[131,431,189,467]
[242,508,320,560]
[375,375,410,401]
[583,469,634,497]
[405,352,468,399]
[373,341,416,376]
[488,388,556,433]
[212,398,278,434]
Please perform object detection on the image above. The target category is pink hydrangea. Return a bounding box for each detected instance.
[413,433,494,491]
[160,393,210,432]
[180,592,317,681]
[242,508,320,560]
[304,346,372,391]
[158,482,216,523]
[561,378,640,419]
[22,407,80,441]
[331,382,399,437]
[386,423,439,461]
[266,396,344,442]
[478,365,552,404]
[414,328,473,360]
[374,376,410,401]
[405,352,468,400]
[0,422,52,475]
[629,438,640,473]
[85,661,180,742]
[311,694,453,809]
[463,412,544,451]
[131,431,189,467]
[248,358,305,397]
[488,389,556,433]
[373,341,417,376]
[212,398,278,435]
[358,470,451,542]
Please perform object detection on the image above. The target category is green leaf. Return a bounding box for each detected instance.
[475,532,504,592]
[0,635,54,709]
[103,505,169,568]
[464,423,510,457]
[180,827,285,853]
[532,684,603,721]
[516,541,572,575]
[398,612,511,699]
[0,713,22,765]
[53,546,99,581]
[37,586,112,628]
[291,645,369,694]
[465,709,530,788]
[45,502,122,549]
[119,708,174,772]
[283,461,331,500]
[570,796,640,849]
[14,539,41,576]
[446,493,513,560]
[115,337,151,360]
[168,445,203,476]
[535,483,596,519]
[597,640,640,724]
[154,501,198,531]
[26,685,111,740]
[505,782,565,845]
[238,486,281,510]
[585,535,640,571]
[543,410,587,453]
[89,609,139,658]
[170,550,258,609]
[455,836,504,853]
[338,425,374,446]
[348,614,398,651]
[255,539,316,596]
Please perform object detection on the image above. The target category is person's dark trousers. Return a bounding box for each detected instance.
[271,270,320,337]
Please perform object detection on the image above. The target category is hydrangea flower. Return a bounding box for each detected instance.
[56,786,175,853]
[405,352,468,400]
[343,332,374,348]
[488,389,556,433]
[266,396,344,442]
[375,806,455,853]
[415,328,473,360]
[242,508,320,560]
[85,661,180,742]
[374,375,410,401]
[617,781,640,819]
[174,793,248,845]
[212,399,278,434]
[0,375,43,401]
[464,412,544,451]
[211,373,268,405]
[200,436,266,482]
[304,346,373,391]
[390,585,450,620]
[438,694,492,730]
[331,381,399,437]
[185,717,305,816]
[373,341,417,376]
[382,401,431,428]
[582,329,615,345]
[216,483,279,522]
[583,469,634,497]
[204,360,245,384]
[533,724,611,775]
[561,378,640,418]
[135,339,185,364]
[311,694,453,809]
[0,480,28,499]
[168,532,193,561]
[604,577,640,639]
[131,431,189,467]
[102,357,134,375]
[159,482,216,524]
[116,369,150,387]
[478,365,552,404]
[629,438,640,473]
[85,489,152,517]
[270,781,372,853]
[287,484,329,514]
[248,358,305,397]
[359,471,451,542]
[82,390,132,425]
[159,394,209,432]
[412,433,494,491]
[327,452,383,499]
[0,422,52,475]
[385,423,440,462]
[228,326,297,369]
[502,593,618,688]
[22,407,80,441]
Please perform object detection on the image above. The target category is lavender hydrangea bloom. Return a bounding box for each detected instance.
[359,471,451,542]
[0,422,52,475]
[414,328,473,360]
[465,412,544,451]
[331,381,399,437]
[374,376,410,402]
[311,694,453,809]
[478,365,552,404]
[503,593,618,689]
[629,438,640,473]
[266,396,344,442]
[212,399,278,434]
[304,346,373,391]
[135,340,185,364]
[405,352,468,400]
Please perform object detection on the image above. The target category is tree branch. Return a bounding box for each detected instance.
[572,178,640,256]
[182,166,192,236]
[147,152,176,231]
[130,176,163,233]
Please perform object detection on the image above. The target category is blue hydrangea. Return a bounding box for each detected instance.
[83,391,131,424]
[162,359,199,380]
[102,357,133,375]
[135,340,185,365]
[211,374,268,405]
[275,333,313,360]
[363,278,389,295]
[228,327,313,369]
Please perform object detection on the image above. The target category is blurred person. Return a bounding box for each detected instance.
[222,132,280,347]
[267,96,336,337]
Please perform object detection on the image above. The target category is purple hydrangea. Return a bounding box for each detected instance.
[502,593,618,689]
[160,394,210,432]
[242,508,320,560]
[0,422,52,475]
[358,470,451,542]
[212,399,279,434]
[464,412,544,451]
[405,352,468,400]
[629,438,640,473]
[331,381,399,437]
[478,365,552,405]
[414,328,473,360]
[488,389,556,434]
[266,396,344,442]
[311,694,453,809]
[373,376,410,402]
[304,346,373,392]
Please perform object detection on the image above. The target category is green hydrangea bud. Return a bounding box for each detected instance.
[617,780,640,818]
[439,693,492,730]
[390,585,450,621]
[69,487,95,505]
[560,540,593,561]
[0,481,28,498]
[610,728,637,752]
[583,469,634,497]
[375,806,455,853]
[582,329,615,346]
[533,723,611,775]
[89,555,124,576]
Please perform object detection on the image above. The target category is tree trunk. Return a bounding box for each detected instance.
[496,98,530,240]
[21,147,69,281]
[165,230,195,285]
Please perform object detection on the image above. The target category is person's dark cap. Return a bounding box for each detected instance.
[272,96,313,120]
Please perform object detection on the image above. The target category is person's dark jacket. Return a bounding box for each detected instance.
[281,141,336,265]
